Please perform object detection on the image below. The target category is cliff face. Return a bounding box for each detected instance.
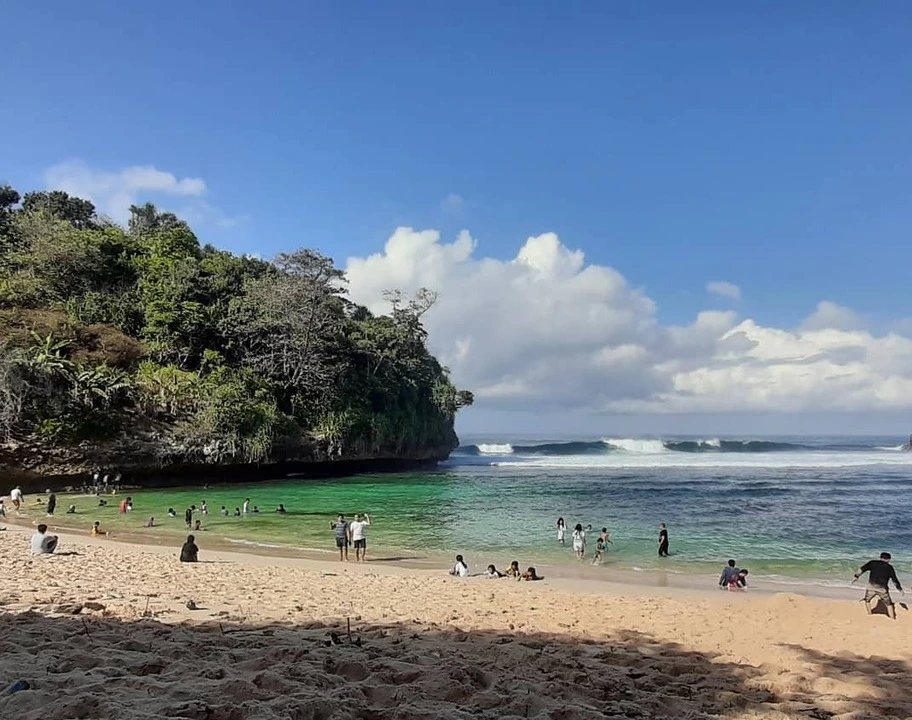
[0,426,459,492]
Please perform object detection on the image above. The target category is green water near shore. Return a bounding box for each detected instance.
[20,446,912,592]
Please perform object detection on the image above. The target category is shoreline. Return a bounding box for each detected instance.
[1,511,866,603]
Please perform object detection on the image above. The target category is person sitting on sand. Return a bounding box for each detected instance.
[31,524,58,555]
[66,504,76,514]
[505,560,521,578]
[483,564,503,579]
[521,567,543,581]
[736,569,749,589]
[180,534,199,563]
[144,516,155,528]
[854,552,904,619]
[449,554,469,577]
[572,524,586,560]
[276,504,287,514]
[719,559,740,589]
[91,521,107,537]
[0,499,5,518]
[194,520,203,531]
[168,508,177,518]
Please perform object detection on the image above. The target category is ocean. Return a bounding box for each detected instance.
[60,435,912,588]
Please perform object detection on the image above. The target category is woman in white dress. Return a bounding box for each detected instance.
[571,523,586,560]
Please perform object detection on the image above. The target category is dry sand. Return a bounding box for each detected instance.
[0,527,910,719]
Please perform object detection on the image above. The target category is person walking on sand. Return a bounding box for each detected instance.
[330,514,350,561]
[854,552,904,619]
[571,523,586,560]
[556,517,566,545]
[10,486,22,512]
[350,513,371,562]
[658,523,670,557]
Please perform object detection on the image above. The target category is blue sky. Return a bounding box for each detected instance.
[4,3,912,434]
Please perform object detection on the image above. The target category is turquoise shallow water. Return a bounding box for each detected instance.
[58,435,912,584]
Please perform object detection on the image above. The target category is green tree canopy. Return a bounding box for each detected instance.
[0,185,472,464]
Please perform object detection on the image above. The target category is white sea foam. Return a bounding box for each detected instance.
[876,445,906,451]
[699,438,721,448]
[492,450,912,470]
[477,443,515,455]
[603,438,668,454]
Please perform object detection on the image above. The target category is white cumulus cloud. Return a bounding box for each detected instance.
[345,228,912,414]
[801,300,865,332]
[706,280,741,300]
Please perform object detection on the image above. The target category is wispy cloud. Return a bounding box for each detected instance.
[706,280,741,301]
[42,160,243,229]
[440,193,464,212]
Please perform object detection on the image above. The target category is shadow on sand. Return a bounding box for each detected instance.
[0,611,910,719]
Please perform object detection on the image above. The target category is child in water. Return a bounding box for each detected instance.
[505,560,521,578]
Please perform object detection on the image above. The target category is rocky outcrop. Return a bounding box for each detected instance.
[0,426,459,492]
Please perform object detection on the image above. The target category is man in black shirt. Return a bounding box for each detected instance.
[854,552,903,619]
[658,523,669,557]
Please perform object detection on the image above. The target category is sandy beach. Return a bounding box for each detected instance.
[0,527,910,719]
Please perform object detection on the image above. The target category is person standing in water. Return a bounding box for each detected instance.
[46,491,57,516]
[556,517,566,545]
[658,523,670,557]
[571,523,586,560]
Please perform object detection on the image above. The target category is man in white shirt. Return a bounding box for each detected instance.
[10,486,22,512]
[349,513,371,562]
[31,524,59,555]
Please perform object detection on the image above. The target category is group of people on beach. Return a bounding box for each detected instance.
[328,513,372,561]
[449,555,543,581]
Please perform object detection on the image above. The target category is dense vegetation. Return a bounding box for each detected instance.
[0,186,472,469]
